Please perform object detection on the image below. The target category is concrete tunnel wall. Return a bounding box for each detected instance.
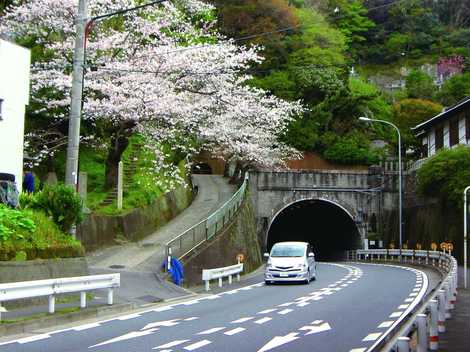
[266,199,362,261]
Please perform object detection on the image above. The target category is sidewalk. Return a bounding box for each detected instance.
[86,174,236,305]
[438,265,470,352]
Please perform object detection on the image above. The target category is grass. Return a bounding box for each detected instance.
[0,306,81,324]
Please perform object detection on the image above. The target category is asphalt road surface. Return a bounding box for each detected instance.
[0,262,428,352]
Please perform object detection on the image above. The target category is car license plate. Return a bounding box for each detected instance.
[280,273,289,277]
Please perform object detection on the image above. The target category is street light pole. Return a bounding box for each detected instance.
[464,186,470,288]
[64,0,169,188]
[359,117,403,253]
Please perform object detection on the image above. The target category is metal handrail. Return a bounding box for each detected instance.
[166,175,249,261]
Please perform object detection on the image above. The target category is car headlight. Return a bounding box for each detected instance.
[266,261,273,269]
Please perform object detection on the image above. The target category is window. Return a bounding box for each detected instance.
[435,126,444,151]
[0,99,3,120]
[449,118,459,146]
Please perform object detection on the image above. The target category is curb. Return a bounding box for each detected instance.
[0,302,135,337]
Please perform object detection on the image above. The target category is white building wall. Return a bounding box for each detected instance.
[0,39,31,192]
[443,121,450,148]
[460,115,467,144]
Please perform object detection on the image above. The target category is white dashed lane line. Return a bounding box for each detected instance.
[183,339,212,351]
[362,332,382,342]
[231,317,254,324]
[254,317,272,325]
[224,327,245,336]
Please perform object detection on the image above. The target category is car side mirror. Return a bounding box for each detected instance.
[308,252,315,258]
[263,253,270,259]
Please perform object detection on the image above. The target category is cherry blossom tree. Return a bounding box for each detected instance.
[1,0,302,189]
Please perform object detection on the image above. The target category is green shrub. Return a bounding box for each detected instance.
[21,184,83,232]
[0,205,84,261]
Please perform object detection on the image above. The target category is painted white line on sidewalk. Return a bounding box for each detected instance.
[184,340,212,351]
[224,327,246,336]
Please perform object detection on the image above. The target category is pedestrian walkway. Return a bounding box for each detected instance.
[87,174,236,305]
[438,265,470,352]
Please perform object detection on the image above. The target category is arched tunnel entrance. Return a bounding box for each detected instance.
[267,199,361,261]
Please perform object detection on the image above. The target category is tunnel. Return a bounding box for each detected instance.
[266,199,361,261]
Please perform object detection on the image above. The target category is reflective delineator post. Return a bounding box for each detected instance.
[48,295,55,314]
[429,299,439,350]
[397,336,410,352]
[107,288,114,305]
[80,291,87,308]
[416,313,427,352]
[438,290,446,332]
[444,282,452,318]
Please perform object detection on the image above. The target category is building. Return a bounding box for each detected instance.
[0,39,31,192]
[412,96,470,159]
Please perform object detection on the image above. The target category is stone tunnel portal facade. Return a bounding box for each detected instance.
[266,198,362,261]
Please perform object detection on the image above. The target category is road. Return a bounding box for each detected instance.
[0,263,428,352]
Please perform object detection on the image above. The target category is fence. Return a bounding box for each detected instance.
[166,175,249,261]
[349,249,457,351]
[0,273,120,321]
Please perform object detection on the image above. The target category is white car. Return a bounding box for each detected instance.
[264,241,316,284]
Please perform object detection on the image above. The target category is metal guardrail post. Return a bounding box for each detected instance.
[429,299,439,350]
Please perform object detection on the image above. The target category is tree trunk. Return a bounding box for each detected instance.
[104,134,130,190]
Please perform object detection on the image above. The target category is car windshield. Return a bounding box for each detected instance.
[270,245,305,257]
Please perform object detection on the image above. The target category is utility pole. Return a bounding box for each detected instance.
[65,0,87,187]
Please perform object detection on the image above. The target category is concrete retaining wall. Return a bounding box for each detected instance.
[182,197,262,287]
[77,185,192,250]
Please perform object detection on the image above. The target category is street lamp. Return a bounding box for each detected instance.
[359,117,403,254]
[464,186,470,288]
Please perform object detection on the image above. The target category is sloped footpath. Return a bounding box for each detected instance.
[86,174,236,306]
[439,266,470,352]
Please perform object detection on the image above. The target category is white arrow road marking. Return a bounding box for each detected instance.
[89,328,159,348]
[142,319,180,330]
[197,327,225,335]
[299,321,332,335]
[153,340,189,349]
[184,339,212,351]
[257,332,300,352]
[231,317,254,323]
[17,334,51,344]
[224,327,246,336]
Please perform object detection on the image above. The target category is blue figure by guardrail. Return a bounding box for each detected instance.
[162,257,184,285]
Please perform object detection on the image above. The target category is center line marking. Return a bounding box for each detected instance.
[363,332,382,341]
[254,317,272,324]
[184,340,212,351]
[231,317,254,324]
[258,309,277,314]
[224,327,246,336]
[197,327,225,335]
[378,321,394,328]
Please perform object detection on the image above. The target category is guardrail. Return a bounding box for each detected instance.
[348,249,457,351]
[166,175,249,262]
[202,263,243,291]
[0,274,120,321]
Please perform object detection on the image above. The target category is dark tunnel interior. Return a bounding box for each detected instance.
[267,199,361,261]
